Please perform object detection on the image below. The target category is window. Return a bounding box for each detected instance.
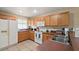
[18,19,27,29]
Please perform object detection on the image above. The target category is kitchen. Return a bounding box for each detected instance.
[18,11,70,44]
[0,7,79,51]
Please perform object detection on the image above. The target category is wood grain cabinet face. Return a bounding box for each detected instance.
[27,18,35,26]
[44,16,50,26]
[29,31,35,41]
[42,34,48,42]
[27,19,31,26]
[18,31,29,43]
[50,15,58,26]
[61,12,69,26]
[42,33,53,42]
[34,17,44,26]
[58,12,70,26]
[50,12,70,26]
[27,12,70,26]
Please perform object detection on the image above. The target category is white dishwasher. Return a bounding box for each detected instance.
[35,31,42,44]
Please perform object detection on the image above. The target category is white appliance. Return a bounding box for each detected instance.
[35,31,42,44]
[74,28,79,37]
[0,19,18,49]
[0,20,9,49]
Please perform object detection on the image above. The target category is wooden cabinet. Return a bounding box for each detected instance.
[58,12,70,26]
[44,16,50,26]
[42,34,50,42]
[50,12,70,26]
[18,31,35,43]
[27,18,35,26]
[50,15,58,26]
[27,19,31,26]
[42,33,54,42]
[27,16,44,26]
[18,31,29,43]
[34,16,44,26]
[27,12,70,27]
[29,31,35,41]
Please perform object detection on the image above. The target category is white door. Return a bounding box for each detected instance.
[9,20,18,45]
[0,20,9,49]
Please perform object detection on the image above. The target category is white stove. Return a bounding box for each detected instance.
[35,31,42,44]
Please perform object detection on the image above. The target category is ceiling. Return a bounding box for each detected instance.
[0,7,71,17]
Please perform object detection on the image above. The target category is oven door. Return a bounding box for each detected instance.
[35,31,42,44]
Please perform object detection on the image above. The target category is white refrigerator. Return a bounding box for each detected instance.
[0,19,18,49]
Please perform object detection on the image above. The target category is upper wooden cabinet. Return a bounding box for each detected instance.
[27,18,35,26]
[27,11,70,26]
[50,15,58,26]
[58,12,70,26]
[44,16,50,26]
[27,19,31,26]
[50,12,70,26]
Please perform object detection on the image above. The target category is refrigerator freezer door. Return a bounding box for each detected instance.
[0,20,9,49]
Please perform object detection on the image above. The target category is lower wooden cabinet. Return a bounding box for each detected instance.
[18,31,35,43]
[29,31,35,41]
[42,33,54,42]
[42,32,57,42]
[42,34,50,42]
[18,31,29,43]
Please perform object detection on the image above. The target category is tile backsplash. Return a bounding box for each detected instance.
[39,27,63,32]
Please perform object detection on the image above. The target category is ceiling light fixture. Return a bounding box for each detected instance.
[19,10,23,13]
[33,9,37,13]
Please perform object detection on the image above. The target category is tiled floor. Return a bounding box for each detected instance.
[3,40,39,51]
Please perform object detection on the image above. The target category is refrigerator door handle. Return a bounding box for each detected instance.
[1,31,7,33]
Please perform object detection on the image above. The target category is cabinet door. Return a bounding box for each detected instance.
[28,31,34,41]
[58,12,69,26]
[42,34,50,42]
[44,16,50,26]
[27,19,31,26]
[0,20,9,49]
[62,12,69,25]
[18,31,28,42]
[50,15,58,26]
